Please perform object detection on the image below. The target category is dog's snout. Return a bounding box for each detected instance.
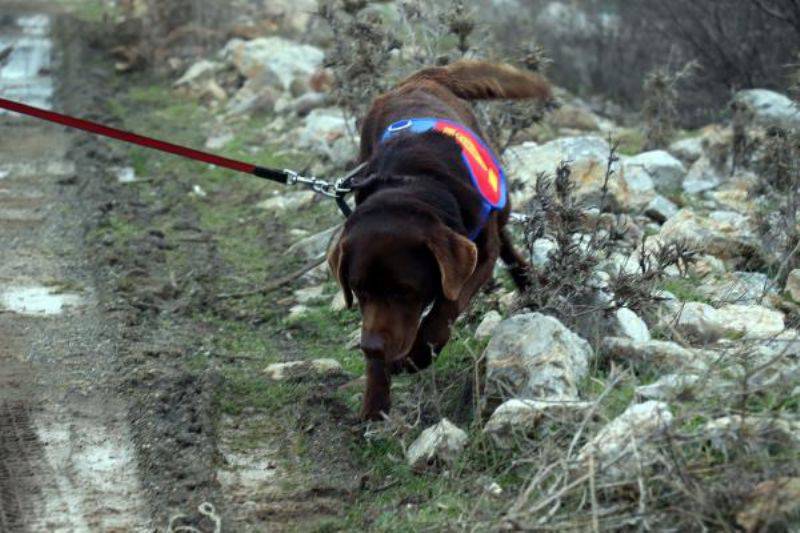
[360,331,385,358]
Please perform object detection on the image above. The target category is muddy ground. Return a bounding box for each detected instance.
[0,4,374,532]
[0,3,527,531]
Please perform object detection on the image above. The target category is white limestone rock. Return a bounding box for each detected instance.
[264,358,343,380]
[475,310,503,340]
[406,419,468,469]
[578,401,673,481]
[484,398,592,448]
[484,313,593,403]
[612,307,651,342]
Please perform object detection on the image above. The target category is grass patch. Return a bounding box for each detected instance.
[660,276,711,303]
[615,127,647,155]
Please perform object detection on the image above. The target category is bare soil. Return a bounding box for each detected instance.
[0,6,367,531]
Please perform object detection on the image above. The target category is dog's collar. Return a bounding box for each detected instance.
[380,117,507,240]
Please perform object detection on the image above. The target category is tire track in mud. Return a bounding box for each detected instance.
[54,16,228,528]
[48,8,365,531]
[0,401,43,532]
[0,9,151,531]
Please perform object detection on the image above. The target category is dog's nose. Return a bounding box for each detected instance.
[360,332,385,358]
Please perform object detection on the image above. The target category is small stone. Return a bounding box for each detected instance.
[644,195,678,224]
[484,481,504,497]
[475,310,502,340]
[619,164,656,210]
[112,166,136,183]
[578,401,673,481]
[697,271,776,305]
[733,89,800,130]
[293,285,325,304]
[682,156,723,194]
[668,136,704,163]
[484,398,591,448]
[174,59,221,88]
[613,307,650,342]
[497,291,516,312]
[531,238,557,268]
[671,302,784,342]
[286,304,310,322]
[625,150,686,192]
[406,419,468,470]
[297,107,358,166]
[286,225,341,261]
[636,374,700,401]
[264,358,343,380]
[222,36,324,92]
[704,415,800,454]
[689,255,727,278]
[330,291,348,311]
[601,337,711,372]
[204,129,235,150]
[655,208,759,262]
[257,191,316,211]
[505,137,633,211]
[200,79,227,102]
[786,269,800,302]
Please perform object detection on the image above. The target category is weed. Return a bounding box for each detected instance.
[641,60,698,150]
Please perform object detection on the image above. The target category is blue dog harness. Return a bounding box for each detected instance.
[381,117,507,240]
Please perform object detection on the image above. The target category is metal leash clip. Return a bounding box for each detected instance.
[284,163,367,217]
[284,169,339,198]
[284,163,364,199]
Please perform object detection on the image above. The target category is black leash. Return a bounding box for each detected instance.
[0,97,357,217]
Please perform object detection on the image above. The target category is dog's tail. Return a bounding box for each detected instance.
[400,60,553,102]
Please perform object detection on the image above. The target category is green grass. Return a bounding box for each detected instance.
[615,128,647,156]
[58,0,116,22]
[660,276,711,303]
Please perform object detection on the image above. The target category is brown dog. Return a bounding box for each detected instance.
[328,61,552,420]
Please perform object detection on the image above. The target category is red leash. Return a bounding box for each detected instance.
[0,97,290,183]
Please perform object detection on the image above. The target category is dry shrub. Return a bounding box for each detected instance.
[517,144,695,338]
[318,0,549,149]
[641,61,697,150]
[750,61,800,286]
[113,0,233,71]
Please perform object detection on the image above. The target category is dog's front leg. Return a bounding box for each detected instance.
[361,357,391,420]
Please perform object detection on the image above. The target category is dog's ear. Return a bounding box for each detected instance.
[427,225,478,301]
[327,236,353,308]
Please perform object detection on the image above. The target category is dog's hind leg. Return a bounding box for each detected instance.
[499,228,532,291]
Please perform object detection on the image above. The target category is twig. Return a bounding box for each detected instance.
[217,257,326,299]
[565,368,627,460]
[773,237,800,286]
[0,46,13,67]
[589,453,600,533]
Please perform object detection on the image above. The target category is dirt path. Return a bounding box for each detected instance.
[3,5,389,531]
[0,10,151,531]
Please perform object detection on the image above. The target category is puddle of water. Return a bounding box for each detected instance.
[0,169,9,180]
[0,285,82,315]
[0,14,53,112]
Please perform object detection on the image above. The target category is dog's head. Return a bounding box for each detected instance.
[328,210,477,363]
